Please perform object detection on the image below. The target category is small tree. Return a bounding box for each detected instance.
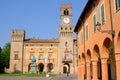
[0,43,10,73]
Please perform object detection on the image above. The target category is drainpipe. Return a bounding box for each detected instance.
[108,0,116,79]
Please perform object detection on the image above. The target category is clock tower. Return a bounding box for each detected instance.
[60,4,72,26]
[58,4,74,74]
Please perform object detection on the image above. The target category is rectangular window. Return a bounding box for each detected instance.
[48,53,52,59]
[40,54,43,60]
[86,25,88,40]
[14,54,18,60]
[101,4,105,25]
[81,32,84,44]
[93,14,97,33]
[115,0,120,11]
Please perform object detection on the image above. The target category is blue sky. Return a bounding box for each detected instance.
[0,0,87,48]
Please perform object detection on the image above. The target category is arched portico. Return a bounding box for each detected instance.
[47,63,53,73]
[81,53,86,79]
[86,49,92,80]
[93,44,102,80]
[38,63,44,73]
[102,37,116,80]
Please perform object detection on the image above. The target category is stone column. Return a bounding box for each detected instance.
[78,65,81,80]
[101,58,108,80]
[115,53,120,80]
[86,62,91,80]
[78,63,85,80]
[92,61,98,80]
[80,63,85,80]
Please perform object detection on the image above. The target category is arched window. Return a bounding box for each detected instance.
[65,42,68,47]
[64,9,69,15]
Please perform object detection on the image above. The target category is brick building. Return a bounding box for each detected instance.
[8,4,78,74]
[75,0,120,80]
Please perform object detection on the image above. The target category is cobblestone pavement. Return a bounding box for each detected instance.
[0,74,77,80]
[0,76,51,80]
[51,74,77,80]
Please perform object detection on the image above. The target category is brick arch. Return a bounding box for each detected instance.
[92,44,100,61]
[102,37,112,58]
[78,55,81,62]
[81,53,85,64]
[86,49,91,62]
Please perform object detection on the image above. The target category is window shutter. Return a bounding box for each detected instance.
[101,4,105,25]
[96,5,101,25]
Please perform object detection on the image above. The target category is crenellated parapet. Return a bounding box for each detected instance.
[11,30,25,42]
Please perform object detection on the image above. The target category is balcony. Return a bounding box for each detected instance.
[62,58,72,63]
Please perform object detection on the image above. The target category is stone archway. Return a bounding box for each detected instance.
[63,63,70,73]
[47,63,53,73]
[103,37,115,80]
[38,63,44,73]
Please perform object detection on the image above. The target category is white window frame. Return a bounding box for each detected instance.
[115,0,120,12]
[93,13,97,33]
[100,2,105,25]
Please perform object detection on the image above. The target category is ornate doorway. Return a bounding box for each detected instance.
[63,63,70,73]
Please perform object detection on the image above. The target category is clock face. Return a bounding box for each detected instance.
[63,17,70,24]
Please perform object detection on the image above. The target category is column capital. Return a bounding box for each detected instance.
[101,58,108,63]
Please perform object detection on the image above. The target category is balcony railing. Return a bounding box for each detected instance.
[62,58,72,63]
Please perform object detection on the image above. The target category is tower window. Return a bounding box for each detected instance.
[64,9,69,15]
[14,54,18,60]
[65,42,68,47]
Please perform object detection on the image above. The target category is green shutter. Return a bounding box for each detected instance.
[93,14,96,33]
[101,4,105,25]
